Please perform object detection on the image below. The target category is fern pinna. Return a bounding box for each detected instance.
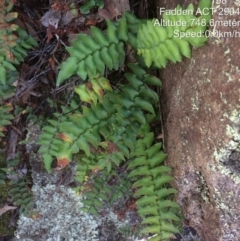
[0,0,38,137]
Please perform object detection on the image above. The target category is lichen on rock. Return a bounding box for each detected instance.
[15,185,99,241]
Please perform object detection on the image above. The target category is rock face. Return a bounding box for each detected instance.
[158,1,240,241]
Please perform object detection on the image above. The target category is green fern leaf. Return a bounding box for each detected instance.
[128,156,147,168]
[138,206,159,216]
[43,153,53,173]
[148,153,168,170]
[134,185,155,196]
[146,143,163,158]
[159,211,180,221]
[136,195,157,206]
[154,175,174,189]
[77,136,91,156]
[134,97,155,115]
[57,57,79,86]
[128,166,149,177]
[150,166,172,178]
[141,216,160,225]
[132,177,153,188]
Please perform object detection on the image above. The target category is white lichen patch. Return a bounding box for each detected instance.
[15,183,143,241]
[203,78,211,83]
[15,185,99,241]
[210,109,240,241]
[213,109,240,183]
[224,72,234,83]
[195,171,210,203]
[224,47,230,56]
[213,187,240,241]
[191,92,200,112]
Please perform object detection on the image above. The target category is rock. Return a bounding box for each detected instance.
[158,1,240,241]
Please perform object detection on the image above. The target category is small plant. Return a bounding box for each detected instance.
[0,0,38,137]
[1,155,33,214]
[0,0,38,84]
[80,0,104,14]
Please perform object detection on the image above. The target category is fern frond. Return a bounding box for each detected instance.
[40,64,161,172]
[57,15,130,85]
[128,134,181,240]
[0,2,38,84]
[80,169,132,215]
[74,153,97,183]
[0,70,17,100]
[137,2,212,68]
[0,102,14,137]
[9,178,33,215]
[80,172,110,215]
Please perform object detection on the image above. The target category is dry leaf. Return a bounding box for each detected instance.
[55,133,73,142]
[91,166,101,174]
[85,18,97,27]
[0,205,17,216]
[46,25,55,43]
[99,0,130,20]
[55,158,70,170]
[98,8,113,20]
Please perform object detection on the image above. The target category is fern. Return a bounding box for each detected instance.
[0,1,38,137]
[0,70,17,100]
[80,169,114,215]
[39,64,160,171]
[74,152,96,184]
[128,134,181,240]
[74,75,112,104]
[57,15,129,85]
[8,178,34,215]
[80,0,104,14]
[0,1,38,84]
[0,102,14,137]
[38,99,81,172]
[57,0,212,85]
[80,168,132,216]
[137,2,212,68]
[0,155,33,214]
[73,143,127,189]
[0,71,17,137]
